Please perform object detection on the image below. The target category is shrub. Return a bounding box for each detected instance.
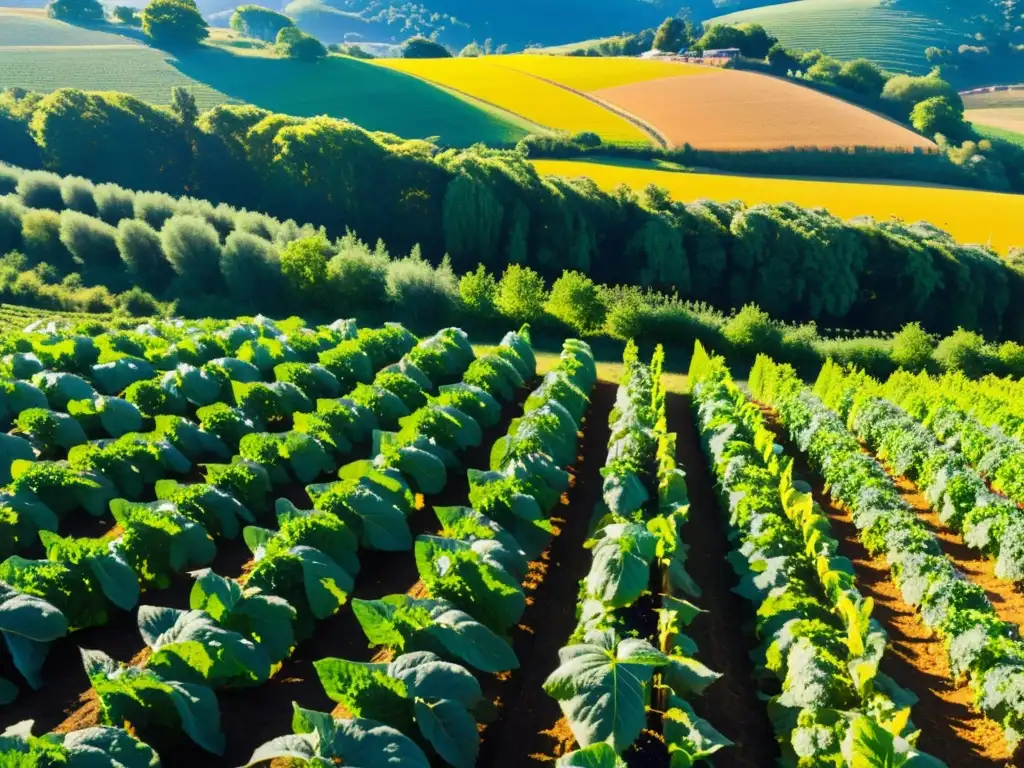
[0,196,24,255]
[141,0,209,47]
[881,74,961,114]
[159,214,223,290]
[221,230,282,310]
[17,171,64,211]
[116,218,173,291]
[59,210,120,268]
[94,183,136,225]
[0,165,20,196]
[386,252,458,326]
[328,243,388,312]
[275,26,326,60]
[21,209,73,271]
[280,234,330,305]
[115,286,163,317]
[996,341,1024,378]
[495,264,547,323]
[817,337,895,379]
[889,322,934,371]
[60,176,97,216]
[134,191,179,230]
[545,270,606,334]
[934,328,991,377]
[113,5,140,24]
[234,210,279,241]
[47,0,103,21]
[402,36,451,58]
[459,263,497,319]
[722,304,782,355]
[911,96,966,140]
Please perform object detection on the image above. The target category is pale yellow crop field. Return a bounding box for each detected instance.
[533,159,1024,253]
[373,57,652,146]
[493,54,711,92]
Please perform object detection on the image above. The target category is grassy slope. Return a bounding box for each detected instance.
[708,0,964,74]
[532,157,1024,253]
[973,123,1024,149]
[0,12,531,146]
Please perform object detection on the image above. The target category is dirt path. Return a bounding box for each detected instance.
[669,392,778,768]
[490,63,670,149]
[760,408,1013,765]
[480,381,615,766]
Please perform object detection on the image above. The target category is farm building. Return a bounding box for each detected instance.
[703,48,740,60]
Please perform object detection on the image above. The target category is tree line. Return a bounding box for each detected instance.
[0,86,1022,342]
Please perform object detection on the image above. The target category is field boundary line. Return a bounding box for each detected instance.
[489,62,669,149]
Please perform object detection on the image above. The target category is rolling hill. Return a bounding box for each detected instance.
[0,9,534,146]
[708,0,966,75]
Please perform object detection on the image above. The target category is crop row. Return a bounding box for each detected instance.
[248,335,598,766]
[880,369,1024,509]
[0,317,451,704]
[814,360,1024,584]
[0,315,533,763]
[690,343,941,764]
[751,354,1024,754]
[543,342,728,766]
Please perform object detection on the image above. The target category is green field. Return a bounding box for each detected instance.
[974,123,1024,149]
[0,12,532,146]
[708,0,963,74]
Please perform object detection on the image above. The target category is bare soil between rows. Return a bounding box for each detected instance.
[759,406,1014,766]
[478,381,615,766]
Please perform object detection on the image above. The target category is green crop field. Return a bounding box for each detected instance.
[708,0,964,74]
[0,12,531,146]
[974,123,1024,149]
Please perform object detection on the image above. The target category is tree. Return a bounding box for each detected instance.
[117,218,173,291]
[47,0,102,22]
[495,264,547,323]
[401,36,450,59]
[911,95,967,140]
[890,322,934,371]
[220,231,283,310]
[159,214,222,291]
[835,58,887,97]
[275,27,326,61]
[881,73,962,116]
[112,5,140,24]
[280,234,331,304]
[698,23,776,58]
[459,263,497,318]
[170,87,198,132]
[459,41,484,57]
[141,0,209,47]
[653,17,686,53]
[546,271,606,334]
[229,5,293,42]
[766,43,799,72]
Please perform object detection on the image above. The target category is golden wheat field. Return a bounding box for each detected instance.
[533,158,1024,253]
[374,57,653,146]
[493,54,709,91]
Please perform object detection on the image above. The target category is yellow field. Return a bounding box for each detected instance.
[373,57,652,146]
[493,54,710,92]
[532,159,1024,253]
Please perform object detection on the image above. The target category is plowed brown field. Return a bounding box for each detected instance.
[591,69,935,151]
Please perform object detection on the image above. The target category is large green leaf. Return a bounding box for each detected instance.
[293,545,354,620]
[0,582,68,641]
[87,553,140,611]
[351,595,519,673]
[61,724,161,767]
[543,631,668,752]
[414,697,479,768]
[313,657,411,727]
[585,524,657,609]
[663,695,733,768]
[389,651,482,707]
[556,744,627,768]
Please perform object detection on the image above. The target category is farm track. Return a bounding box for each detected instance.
[480,381,615,767]
[669,392,778,768]
[759,407,1013,765]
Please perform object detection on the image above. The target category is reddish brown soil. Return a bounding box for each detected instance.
[760,408,1014,765]
[669,392,778,768]
[887,473,1024,631]
[478,381,616,766]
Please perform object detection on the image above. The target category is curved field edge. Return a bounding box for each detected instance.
[531,158,1024,254]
